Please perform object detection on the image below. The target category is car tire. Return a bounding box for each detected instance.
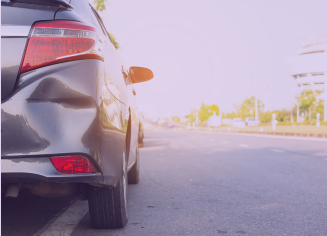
[88,151,128,229]
[128,144,140,184]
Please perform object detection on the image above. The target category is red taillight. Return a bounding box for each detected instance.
[50,156,98,174]
[20,21,104,73]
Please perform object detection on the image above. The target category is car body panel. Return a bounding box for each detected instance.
[1,3,58,26]
[126,84,139,166]
[1,38,27,99]
[1,3,58,100]
[1,157,103,183]
[1,157,103,184]
[1,0,142,188]
[2,60,127,186]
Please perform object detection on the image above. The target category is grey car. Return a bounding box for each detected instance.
[1,0,153,229]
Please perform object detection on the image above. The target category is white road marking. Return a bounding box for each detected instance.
[239,144,249,147]
[270,149,284,153]
[221,141,229,144]
[37,200,88,236]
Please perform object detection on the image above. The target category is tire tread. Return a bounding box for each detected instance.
[88,175,128,229]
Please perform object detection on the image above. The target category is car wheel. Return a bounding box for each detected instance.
[128,144,140,184]
[88,151,128,229]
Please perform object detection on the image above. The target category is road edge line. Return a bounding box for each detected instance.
[33,198,88,236]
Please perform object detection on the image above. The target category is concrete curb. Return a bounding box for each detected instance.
[144,123,327,139]
[193,128,327,139]
[227,131,327,138]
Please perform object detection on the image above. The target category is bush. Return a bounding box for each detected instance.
[276,122,294,126]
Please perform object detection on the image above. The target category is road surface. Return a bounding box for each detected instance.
[2,130,327,236]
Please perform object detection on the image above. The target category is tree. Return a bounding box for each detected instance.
[235,96,264,119]
[93,0,107,11]
[297,89,320,125]
[186,109,197,123]
[260,110,273,123]
[93,0,120,49]
[186,104,219,123]
[198,104,219,123]
[315,100,324,121]
[223,111,238,119]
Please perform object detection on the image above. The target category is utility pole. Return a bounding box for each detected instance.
[255,96,258,122]
[297,102,300,123]
[324,40,327,122]
[254,74,259,122]
[325,72,327,122]
[264,80,269,112]
[196,111,199,126]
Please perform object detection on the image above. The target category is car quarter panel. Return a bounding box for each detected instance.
[56,1,139,166]
[1,38,27,100]
[1,60,128,186]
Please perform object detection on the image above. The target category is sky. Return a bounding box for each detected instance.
[95,0,327,116]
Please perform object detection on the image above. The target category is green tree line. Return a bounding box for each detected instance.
[186,89,324,125]
[186,104,219,123]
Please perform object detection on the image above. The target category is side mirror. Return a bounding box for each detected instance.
[129,67,153,83]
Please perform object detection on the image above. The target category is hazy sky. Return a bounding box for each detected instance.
[97,0,327,116]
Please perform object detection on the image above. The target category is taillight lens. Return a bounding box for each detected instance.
[20,21,104,73]
[50,156,98,174]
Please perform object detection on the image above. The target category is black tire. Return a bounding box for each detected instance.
[128,144,140,184]
[88,152,128,229]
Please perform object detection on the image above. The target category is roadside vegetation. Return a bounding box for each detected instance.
[185,89,325,126]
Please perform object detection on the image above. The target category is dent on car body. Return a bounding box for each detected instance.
[1,60,127,186]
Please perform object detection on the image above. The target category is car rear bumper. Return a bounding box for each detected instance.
[1,157,103,184]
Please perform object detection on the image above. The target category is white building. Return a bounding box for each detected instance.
[286,33,327,122]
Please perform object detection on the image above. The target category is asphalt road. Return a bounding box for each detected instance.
[2,130,327,236]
